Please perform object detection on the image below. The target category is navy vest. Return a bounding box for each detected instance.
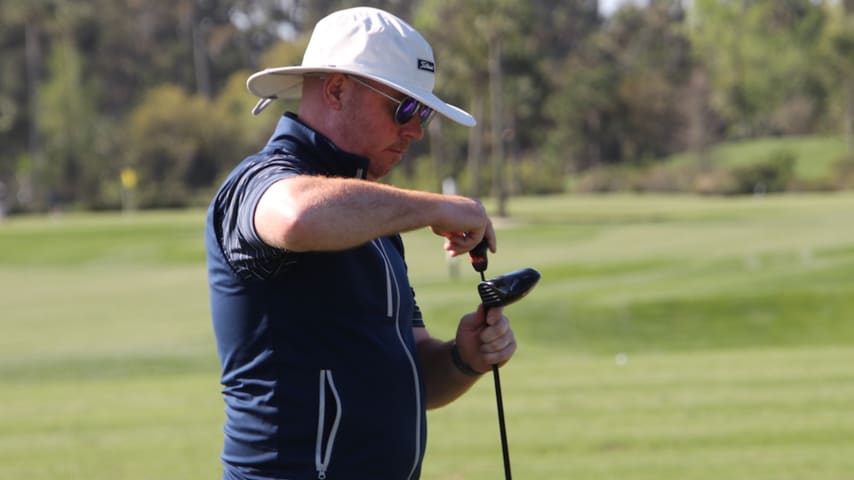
[206,114,427,479]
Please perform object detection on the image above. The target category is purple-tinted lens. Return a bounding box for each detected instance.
[419,106,435,126]
[395,98,435,127]
[395,98,420,125]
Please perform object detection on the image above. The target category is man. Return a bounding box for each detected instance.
[206,7,517,479]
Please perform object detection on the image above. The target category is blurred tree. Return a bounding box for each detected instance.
[84,0,247,108]
[39,28,102,209]
[2,0,853,212]
[0,0,301,210]
[416,0,599,202]
[824,0,854,152]
[690,0,829,138]
[547,1,693,170]
[415,0,493,198]
[0,0,54,211]
[302,0,419,27]
[846,0,854,153]
[126,84,247,208]
[679,65,720,167]
[214,68,282,158]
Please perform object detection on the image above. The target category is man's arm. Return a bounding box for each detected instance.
[415,306,516,409]
[254,175,495,255]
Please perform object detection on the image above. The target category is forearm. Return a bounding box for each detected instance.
[417,337,484,410]
[255,176,483,252]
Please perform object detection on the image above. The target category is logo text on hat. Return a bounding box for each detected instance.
[418,59,435,73]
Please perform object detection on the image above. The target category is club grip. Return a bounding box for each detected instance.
[469,238,489,273]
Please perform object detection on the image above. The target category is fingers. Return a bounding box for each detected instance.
[484,222,497,254]
[478,309,516,365]
[480,307,509,342]
[443,222,496,257]
[456,307,516,370]
[458,304,487,333]
[431,195,497,257]
[443,233,476,257]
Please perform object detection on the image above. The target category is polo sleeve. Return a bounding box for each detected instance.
[214,156,300,280]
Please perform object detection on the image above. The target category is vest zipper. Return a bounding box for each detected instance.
[374,238,423,479]
[315,369,342,480]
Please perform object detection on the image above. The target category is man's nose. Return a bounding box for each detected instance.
[399,117,425,141]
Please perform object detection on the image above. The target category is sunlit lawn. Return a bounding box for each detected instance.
[2,192,854,479]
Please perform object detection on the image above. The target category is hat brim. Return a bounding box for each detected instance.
[247,67,476,127]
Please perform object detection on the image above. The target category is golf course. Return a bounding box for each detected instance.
[2,192,853,479]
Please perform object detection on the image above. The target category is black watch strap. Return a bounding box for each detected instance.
[451,342,484,377]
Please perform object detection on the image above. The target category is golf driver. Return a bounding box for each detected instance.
[469,239,541,480]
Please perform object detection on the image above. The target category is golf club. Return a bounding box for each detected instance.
[469,239,541,480]
[478,268,542,309]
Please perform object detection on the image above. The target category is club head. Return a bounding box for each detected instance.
[478,267,541,308]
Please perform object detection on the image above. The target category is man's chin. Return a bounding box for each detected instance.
[367,170,390,181]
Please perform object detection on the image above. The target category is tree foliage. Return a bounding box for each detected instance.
[39,31,103,207]
[691,0,830,137]
[546,1,694,172]
[0,0,850,213]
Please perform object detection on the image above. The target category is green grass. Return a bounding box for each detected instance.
[665,134,849,180]
[2,193,854,479]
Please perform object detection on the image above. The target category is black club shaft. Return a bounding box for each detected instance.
[492,362,512,479]
[469,238,512,480]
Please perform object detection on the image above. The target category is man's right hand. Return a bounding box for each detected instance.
[429,196,497,257]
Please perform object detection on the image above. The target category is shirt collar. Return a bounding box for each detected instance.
[266,112,369,180]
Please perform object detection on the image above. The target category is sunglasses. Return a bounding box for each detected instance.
[348,76,436,128]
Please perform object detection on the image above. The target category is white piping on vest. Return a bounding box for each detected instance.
[374,238,423,479]
[315,369,342,480]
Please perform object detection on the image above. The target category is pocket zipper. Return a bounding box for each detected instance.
[315,369,342,480]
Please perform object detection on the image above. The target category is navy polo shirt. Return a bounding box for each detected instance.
[206,113,427,479]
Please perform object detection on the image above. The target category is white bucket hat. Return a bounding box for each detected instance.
[246,7,476,127]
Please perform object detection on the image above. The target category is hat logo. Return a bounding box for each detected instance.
[418,59,435,73]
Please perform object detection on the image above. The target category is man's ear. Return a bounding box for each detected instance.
[322,74,346,110]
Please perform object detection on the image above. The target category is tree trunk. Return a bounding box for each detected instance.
[428,115,444,192]
[847,81,854,155]
[185,1,212,98]
[192,21,212,99]
[489,34,507,217]
[467,88,485,199]
[846,0,854,154]
[25,20,44,210]
[686,67,714,167]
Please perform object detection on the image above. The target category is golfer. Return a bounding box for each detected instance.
[205,7,517,480]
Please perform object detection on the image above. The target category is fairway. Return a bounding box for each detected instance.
[2,193,854,479]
